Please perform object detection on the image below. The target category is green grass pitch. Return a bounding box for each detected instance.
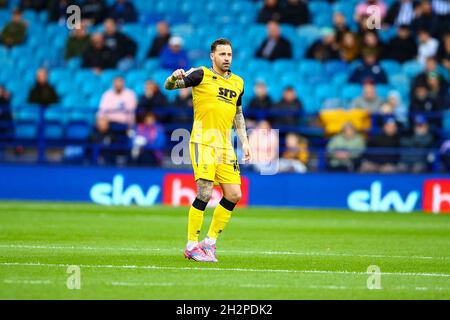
[0,201,449,300]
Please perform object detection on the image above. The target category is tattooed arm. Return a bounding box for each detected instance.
[234,105,252,162]
[164,67,204,90]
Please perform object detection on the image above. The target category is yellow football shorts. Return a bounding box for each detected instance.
[189,143,241,185]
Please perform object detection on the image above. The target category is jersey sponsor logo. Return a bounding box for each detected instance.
[423,179,450,214]
[162,173,249,207]
[217,87,237,105]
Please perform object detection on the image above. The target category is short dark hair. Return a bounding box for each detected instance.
[210,38,232,52]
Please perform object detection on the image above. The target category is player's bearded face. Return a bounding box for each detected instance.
[212,45,232,72]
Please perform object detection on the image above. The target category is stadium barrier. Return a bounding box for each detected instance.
[0,164,449,214]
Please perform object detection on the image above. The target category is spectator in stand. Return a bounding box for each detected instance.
[417,28,439,65]
[384,0,419,27]
[0,0,6,8]
[1,8,27,48]
[332,12,350,43]
[249,81,273,110]
[431,0,450,36]
[82,32,116,72]
[411,56,449,94]
[48,0,72,24]
[103,18,137,70]
[280,0,309,26]
[90,116,126,165]
[147,21,171,58]
[257,0,282,24]
[350,80,384,113]
[427,71,450,110]
[409,84,443,129]
[19,0,46,11]
[159,36,189,70]
[271,86,303,127]
[360,117,401,173]
[412,0,441,37]
[379,90,409,126]
[81,0,107,25]
[348,50,388,84]
[279,132,309,173]
[27,68,59,107]
[361,30,384,58]
[437,32,450,74]
[354,0,387,23]
[306,28,340,62]
[131,112,166,166]
[338,31,361,62]
[326,122,366,172]
[64,22,90,60]
[172,87,193,124]
[398,115,434,172]
[255,21,292,61]
[439,139,450,171]
[0,84,12,139]
[383,24,418,62]
[248,120,279,174]
[97,76,137,128]
[136,80,168,123]
[108,0,137,23]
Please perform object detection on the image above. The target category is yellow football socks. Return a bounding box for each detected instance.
[207,197,236,240]
[188,203,205,242]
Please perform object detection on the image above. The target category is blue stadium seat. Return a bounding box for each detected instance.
[44,107,68,124]
[15,121,38,140]
[402,61,424,78]
[380,60,402,75]
[66,121,91,141]
[315,84,338,103]
[341,84,362,101]
[325,60,349,76]
[44,121,64,140]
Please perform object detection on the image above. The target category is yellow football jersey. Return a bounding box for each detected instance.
[183,66,244,149]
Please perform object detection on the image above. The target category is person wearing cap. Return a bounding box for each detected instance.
[360,117,401,173]
[159,35,190,70]
[398,115,434,173]
[306,27,340,62]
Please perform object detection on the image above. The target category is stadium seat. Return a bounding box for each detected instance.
[341,84,362,101]
[66,121,91,141]
[44,121,64,140]
[402,61,424,78]
[14,121,38,140]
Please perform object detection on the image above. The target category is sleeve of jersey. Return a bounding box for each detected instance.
[182,68,204,88]
[237,88,244,106]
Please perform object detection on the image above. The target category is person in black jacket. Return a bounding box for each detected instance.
[82,32,116,72]
[103,18,136,67]
[384,0,419,26]
[0,84,12,139]
[383,25,417,62]
[257,0,282,24]
[136,80,168,123]
[147,21,171,58]
[108,0,137,23]
[27,68,59,107]
[81,0,107,25]
[256,21,292,61]
[280,0,309,26]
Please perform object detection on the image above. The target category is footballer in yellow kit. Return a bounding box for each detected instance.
[165,38,251,262]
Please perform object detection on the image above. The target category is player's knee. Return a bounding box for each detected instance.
[226,191,242,204]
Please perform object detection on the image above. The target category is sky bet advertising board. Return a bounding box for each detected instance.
[0,165,449,214]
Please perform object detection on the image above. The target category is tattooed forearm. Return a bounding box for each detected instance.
[196,179,214,202]
[234,105,249,146]
[164,76,186,90]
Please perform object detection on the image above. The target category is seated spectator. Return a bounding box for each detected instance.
[271,86,303,127]
[384,0,419,26]
[160,36,189,70]
[147,21,171,58]
[412,0,441,37]
[279,132,309,173]
[409,85,441,126]
[255,21,292,61]
[81,0,107,25]
[354,0,387,23]
[280,0,309,26]
[361,30,384,58]
[103,18,137,70]
[172,87,193,124]
[131,112,166,166]
[248,120,279,174]
[97,76,137,128]
[27,68,59,107]
[417,28,439,65]
[1,9,27,48]
[0,84,12,139]
[90,116,127,165]
[108,0,137,23]
[249,81,273,110]
[333,12,350,43]
[0,0,6,8]
[427,71,450,110]
[431,0,450,36]
[136,80,168,123]
[360,117,401,173]
[437,32,450,73]
[350,80,384,113]
[411,56,449,94]
[326,122,366,172]
[439,139,450,171]
[19,0,46,11]
[82,33,116,72]
[379,90,408,126]
[48,0,71,24]
[64,22,90,60]
[398,115,434,173]
[348,50,388,84]
[306,28,339,62]
[383,25,418,62]
[338,31,360,62]
[257,0,282,24]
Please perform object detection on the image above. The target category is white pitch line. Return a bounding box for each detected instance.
[1,262,450,278]
[3,279,53,285]
[0,244,449,261]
